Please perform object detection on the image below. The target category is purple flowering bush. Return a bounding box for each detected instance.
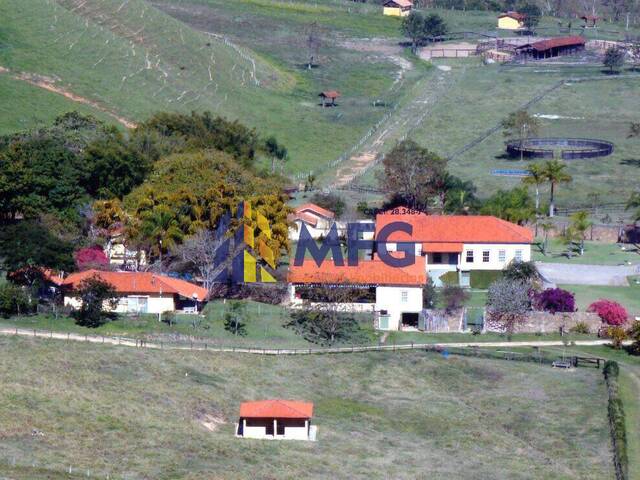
[534,288,576,314]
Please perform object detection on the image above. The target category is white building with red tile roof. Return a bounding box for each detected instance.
[61,270,208,314]
[237,400,316,441]
[288,202,339,240]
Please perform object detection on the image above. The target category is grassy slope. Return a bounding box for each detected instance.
[559,283,640,314]
[0,336,614,479]
[0,75,117,134]
[0,0,410,176]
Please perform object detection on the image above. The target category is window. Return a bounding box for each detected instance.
[433,252,442,264]
[498,249,506,263]
[515,249,523,262]
[401,291,408,303]
[482,250,490,263]
[465,250,474,263]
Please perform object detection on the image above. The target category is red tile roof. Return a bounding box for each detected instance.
[240,400,313,419]
[288,256,426,286]
[423,242,464,253]
[62,270,209,301]
[520,36,586,52]
[295,203,335,220]
[319,91,340,99]
[384,0,413,7]
[288,211,319,227]
[375,211,533,244]
[499,11,525,20]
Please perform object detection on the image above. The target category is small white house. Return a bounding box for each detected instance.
[288,203,338,240]
[60,270,208,314]
[104,228,147,269]
[237,400,316,441]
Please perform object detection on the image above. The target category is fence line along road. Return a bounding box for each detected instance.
[0,327,626,355]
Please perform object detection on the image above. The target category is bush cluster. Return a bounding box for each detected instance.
[588,300,629,326]
[533,288,576,314]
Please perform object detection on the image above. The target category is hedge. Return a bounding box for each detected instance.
[604,360,628,480]
[440,271,459,286]
[470,270,503,289]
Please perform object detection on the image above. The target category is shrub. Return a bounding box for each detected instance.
[0,283,32,318]
[74,276,119,328]
[439,271,459,286]
[627,321,640,356]
[310,193,346,219]
[608,326,627,349]
[469,270,502,289]
[485,279,531,335]
[603,360,628,479]
[223,301,248,336]
[442,285,470,313]
[423,279,437,309]
[569,321,590,334]
[74,245,109,270]
[534,288,576,314]
[502,260,541,285]
[588,299,628,326]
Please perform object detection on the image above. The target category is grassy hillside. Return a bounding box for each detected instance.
[0,336,614,479]
[0,0,414,177]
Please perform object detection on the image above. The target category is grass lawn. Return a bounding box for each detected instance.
[0,336,614,479]
[559,283,640,315]
[534,238,640,265]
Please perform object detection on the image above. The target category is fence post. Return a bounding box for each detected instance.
[33,329,36,337]
[15,327,17,335]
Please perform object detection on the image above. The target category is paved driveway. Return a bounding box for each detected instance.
[536,262,638,286]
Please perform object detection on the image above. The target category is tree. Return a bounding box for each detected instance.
[520,3,542,29]
[224,300,248,336]
[565,211,592,255]
[485,279,531,336]
[442,175,479,214]
[588,299,628,326]
[0,283,32,318]
[286,286,364,345]
[140,205,184,267]
[74,245,109,271]
[173,229,227,293]
[423,13,448,40]
[626,192,640,223]
[442,285,470,314]
[604,47,626,73]
[522,163,545,212]
[377,140,447,212]
[538,219,554,256]
[540,159,572,217]
[503,110,540,161]
[423,279,437,309]
[534,288,576,314]
[264,135,288,174]
[310,193,346,218]
[503,260,541,286]
[74,276,119,328]
[480,187,536,225]
[305,22,322,69]
[402,11,426,54]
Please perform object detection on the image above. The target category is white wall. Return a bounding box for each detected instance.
[65,294,176,314]
[458,243,531,271]
[375,286,423,331]
[240,419,310,440]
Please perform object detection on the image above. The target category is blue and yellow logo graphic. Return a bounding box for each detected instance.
[213,201,277,284]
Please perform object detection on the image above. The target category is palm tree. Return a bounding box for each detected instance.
[567,211,592,256]
[522,163,545,212]
[140,205,184,269]
[626,192,640,224]
[539,219,554,256]
[541,160,572,217]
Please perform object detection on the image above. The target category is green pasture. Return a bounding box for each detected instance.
[0,336,614,479]
[534,239,640,265]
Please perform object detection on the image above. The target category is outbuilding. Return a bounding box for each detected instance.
[515,36,586,59]
[318,90,340,107]
[383,0,413,17]
[237,400,316,441]
[498,11,525,30]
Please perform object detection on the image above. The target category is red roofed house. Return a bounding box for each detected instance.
[288,202,339,240]
[375,210,533,288]
[237,400,316,441]
[61,270,209,314]
[288,255,427,331]
[383,0,413,17]
[498,11,526,30]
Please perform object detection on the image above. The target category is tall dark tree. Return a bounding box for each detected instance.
[604,47,626,73]
[73,276,120,328]
[402,12,426,54]
[519,3,542,29]
[377,140,447,212]
[264,135,288,174]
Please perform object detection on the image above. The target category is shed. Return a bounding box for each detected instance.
[515,36,586,59]
[580,15,598,27]
[319,90,340,107]
[498,11,525,30]
[237,400,316,441]
[383,0,413,17]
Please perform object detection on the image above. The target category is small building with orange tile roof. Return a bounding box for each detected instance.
[237,400,316,441]
[61,269,208,314]
[383,0,413,17]
[288,202,344,240]
[498,11,526,30]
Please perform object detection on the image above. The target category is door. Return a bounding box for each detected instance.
[460,271,470,288]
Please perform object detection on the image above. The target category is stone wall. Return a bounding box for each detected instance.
[486,311,603,334]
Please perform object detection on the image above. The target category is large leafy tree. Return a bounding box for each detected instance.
[503,110,540,161]
[401,12,447,54]
[480,187,535,225]
[377,140,448,212]
[604,47,626,73]
[140,205,184,266]
[73,276,119,328]
[540,159,572,217]
[519,3,541,29]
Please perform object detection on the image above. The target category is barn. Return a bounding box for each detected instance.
[515,36,586,59]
